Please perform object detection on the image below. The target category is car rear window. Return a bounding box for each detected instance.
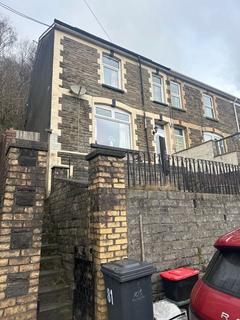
[204,250,240,298]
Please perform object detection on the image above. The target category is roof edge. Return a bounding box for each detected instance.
[40,19,240,103]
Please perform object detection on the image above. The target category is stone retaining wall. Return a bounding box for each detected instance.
[127,189,240,300]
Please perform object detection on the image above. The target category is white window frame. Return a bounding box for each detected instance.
[95,105,132,149]
[170,81,182,109]
[152,74,164,103]
[174,126,186,152]
[203,132,222,142]
[102,55,121,89]
[203,131,225,154]
[203,94,215,119]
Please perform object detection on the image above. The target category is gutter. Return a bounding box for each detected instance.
[51,19,240,103]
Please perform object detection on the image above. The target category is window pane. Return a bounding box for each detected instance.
[203,133,212,141]
[206,251,240,298]
[115,112,129,122]
[96,107,112,118]
[103,56,119,69]
[172,96,181,109]
[153,75,161,85]
[174,128,185,152]
[104,67,119,88]
[153,85,162,102]
[205,106,214,118]
[175,128,183,136]
[203,95,212,107]
[96,118,130,149]
[170,82,180,95]
[203,132,222,141]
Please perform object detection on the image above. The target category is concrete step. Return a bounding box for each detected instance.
[41,243,58,256]
[38,301,72,320]
[39,270,64,288]
[39,284,72,306]
[40,255,62,271]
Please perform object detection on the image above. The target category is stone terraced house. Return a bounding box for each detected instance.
[26,19,240,188]
[2,19,240,320]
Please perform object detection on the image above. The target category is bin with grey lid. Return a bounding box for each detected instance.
[101,259,155,320]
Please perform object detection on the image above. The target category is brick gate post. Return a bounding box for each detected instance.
[86,148,128,320]
[0,133,47,319]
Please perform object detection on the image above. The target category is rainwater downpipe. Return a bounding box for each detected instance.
[138,56,150,155]
[233,97,240,132]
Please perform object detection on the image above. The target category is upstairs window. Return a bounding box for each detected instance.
[103,55,121,89]
[170,81,182,109]
[203,94,214,119]
[95,105,131,149]
[152,74,164,103]
[174,127,185,152]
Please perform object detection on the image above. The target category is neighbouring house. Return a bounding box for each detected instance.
[26,19,240,189]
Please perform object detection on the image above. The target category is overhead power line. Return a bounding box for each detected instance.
[0,1,50,27]
[82,0,112,42]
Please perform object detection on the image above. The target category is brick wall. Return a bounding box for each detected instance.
[47,178,90,285]
[0,134,47,319]
[127,189,240,300]
[46,148,128,320]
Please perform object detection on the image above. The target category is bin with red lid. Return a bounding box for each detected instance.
[160,267,199,302]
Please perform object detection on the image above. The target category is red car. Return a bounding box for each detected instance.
[190,228,240,320]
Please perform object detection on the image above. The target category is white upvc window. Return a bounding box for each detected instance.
[152,74,164,103]
[95,105,131,149]
[174,127,185,152]
[103,55,121,89]
[170,81,182,109]
[203,94,215,119]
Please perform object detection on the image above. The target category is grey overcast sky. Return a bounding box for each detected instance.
[1,0,240,97]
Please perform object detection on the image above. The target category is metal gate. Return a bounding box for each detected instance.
[73,250,95,320]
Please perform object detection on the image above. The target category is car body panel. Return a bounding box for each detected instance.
[215,227,240,249]
[191,280,240,320]
[190,227,240,320]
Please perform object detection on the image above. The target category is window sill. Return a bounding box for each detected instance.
[152,100,169,107]
[170,106,186,112]
[91,143,135,153]
[205,116,219,122]
[102,84,125,93]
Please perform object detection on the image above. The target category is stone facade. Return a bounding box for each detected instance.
[26,20,240,187]
[127,189,240,300]
[43,149,128,320]
[0,131,47,319]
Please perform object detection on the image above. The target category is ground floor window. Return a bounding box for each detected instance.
[203,132,225,154]
[95,105,131,149]
[174,127,186,152]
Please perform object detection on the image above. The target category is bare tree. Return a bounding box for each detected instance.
[0,16,16,56]
[0,16,36,135]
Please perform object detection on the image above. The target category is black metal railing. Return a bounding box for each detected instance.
[126,151,240,194]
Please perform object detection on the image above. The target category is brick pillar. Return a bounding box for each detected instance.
[0,137,47,319]
[86,148,128,320]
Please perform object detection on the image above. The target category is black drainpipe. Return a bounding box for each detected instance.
[138,56,150,155]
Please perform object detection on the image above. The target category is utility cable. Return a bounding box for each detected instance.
[82,0,112,42]
[0,1,50,27]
